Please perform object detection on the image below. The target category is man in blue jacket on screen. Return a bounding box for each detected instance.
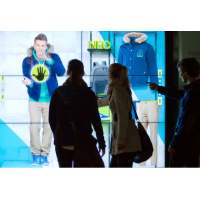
[22,34,66,166]
[148,58,200,167]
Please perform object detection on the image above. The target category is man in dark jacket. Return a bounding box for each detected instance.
[22,34,65,166]
[148,58,200,167]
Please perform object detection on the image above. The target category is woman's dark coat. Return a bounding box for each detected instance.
[49,84,106,149]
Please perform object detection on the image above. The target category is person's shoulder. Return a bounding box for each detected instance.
[22,56,31,64]
[50,53,58,55]
[82,87,96,99]
[23,56,30,60]
[190,84,200,96]
[84,87,93,94]
[112,86,130,104]
[113,86,129,97]
[113,85,127,93]
[184,86,200,104]
[54,85,64,93]
[50,53,59,58]
[53,87,60,94]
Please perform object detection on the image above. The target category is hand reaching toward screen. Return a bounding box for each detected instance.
[33,66,46,81]
[146,82,159,91]
[22,76,32,86]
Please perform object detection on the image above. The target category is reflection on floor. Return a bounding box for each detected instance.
[0,120,164,168]
[2,160,60,168]
[1,143,109,168]
[2,161,43,168]
[1,144,59,168]
[1,146,161,168]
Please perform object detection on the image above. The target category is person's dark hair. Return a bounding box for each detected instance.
[67,59,84,89]
[34,34,48,43]
[177,58,200,77]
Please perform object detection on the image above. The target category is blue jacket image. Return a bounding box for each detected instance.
[118,32,158,87]
[22,44,66,102]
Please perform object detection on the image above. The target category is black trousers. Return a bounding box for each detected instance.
[55,146,75,168]
[110,152,136,168]
[169,146,200,168]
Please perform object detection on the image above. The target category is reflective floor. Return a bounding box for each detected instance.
[1,138,164,168]
[0,120,164,168]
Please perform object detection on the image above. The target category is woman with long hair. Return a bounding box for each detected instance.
[97,63,142,167]
[49,59,106,167]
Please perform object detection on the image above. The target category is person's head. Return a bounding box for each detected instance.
[108,63,131,96]
[34,34,48,60]
[177,58,200,83]
[67,59,85,89]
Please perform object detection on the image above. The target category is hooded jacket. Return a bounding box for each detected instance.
[118,32,158,87]
[49,79,106,149]
[22,44,66,101]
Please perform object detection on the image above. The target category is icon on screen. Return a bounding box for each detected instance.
[31,64,50,83]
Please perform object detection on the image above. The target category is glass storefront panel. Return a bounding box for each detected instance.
[0,31,165,168]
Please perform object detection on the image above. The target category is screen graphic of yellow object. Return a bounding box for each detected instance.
[31,64,49,83]
[1,93,4,101]
[158,97,162,105]
[158,70,162,78]
[1,75,4,82]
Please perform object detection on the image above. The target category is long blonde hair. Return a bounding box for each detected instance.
[109,63,132,98]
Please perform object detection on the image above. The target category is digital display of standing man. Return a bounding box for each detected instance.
[22,34,66,166]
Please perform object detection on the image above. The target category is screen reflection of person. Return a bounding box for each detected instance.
[22,34,65,166]
[147,58,200,167]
